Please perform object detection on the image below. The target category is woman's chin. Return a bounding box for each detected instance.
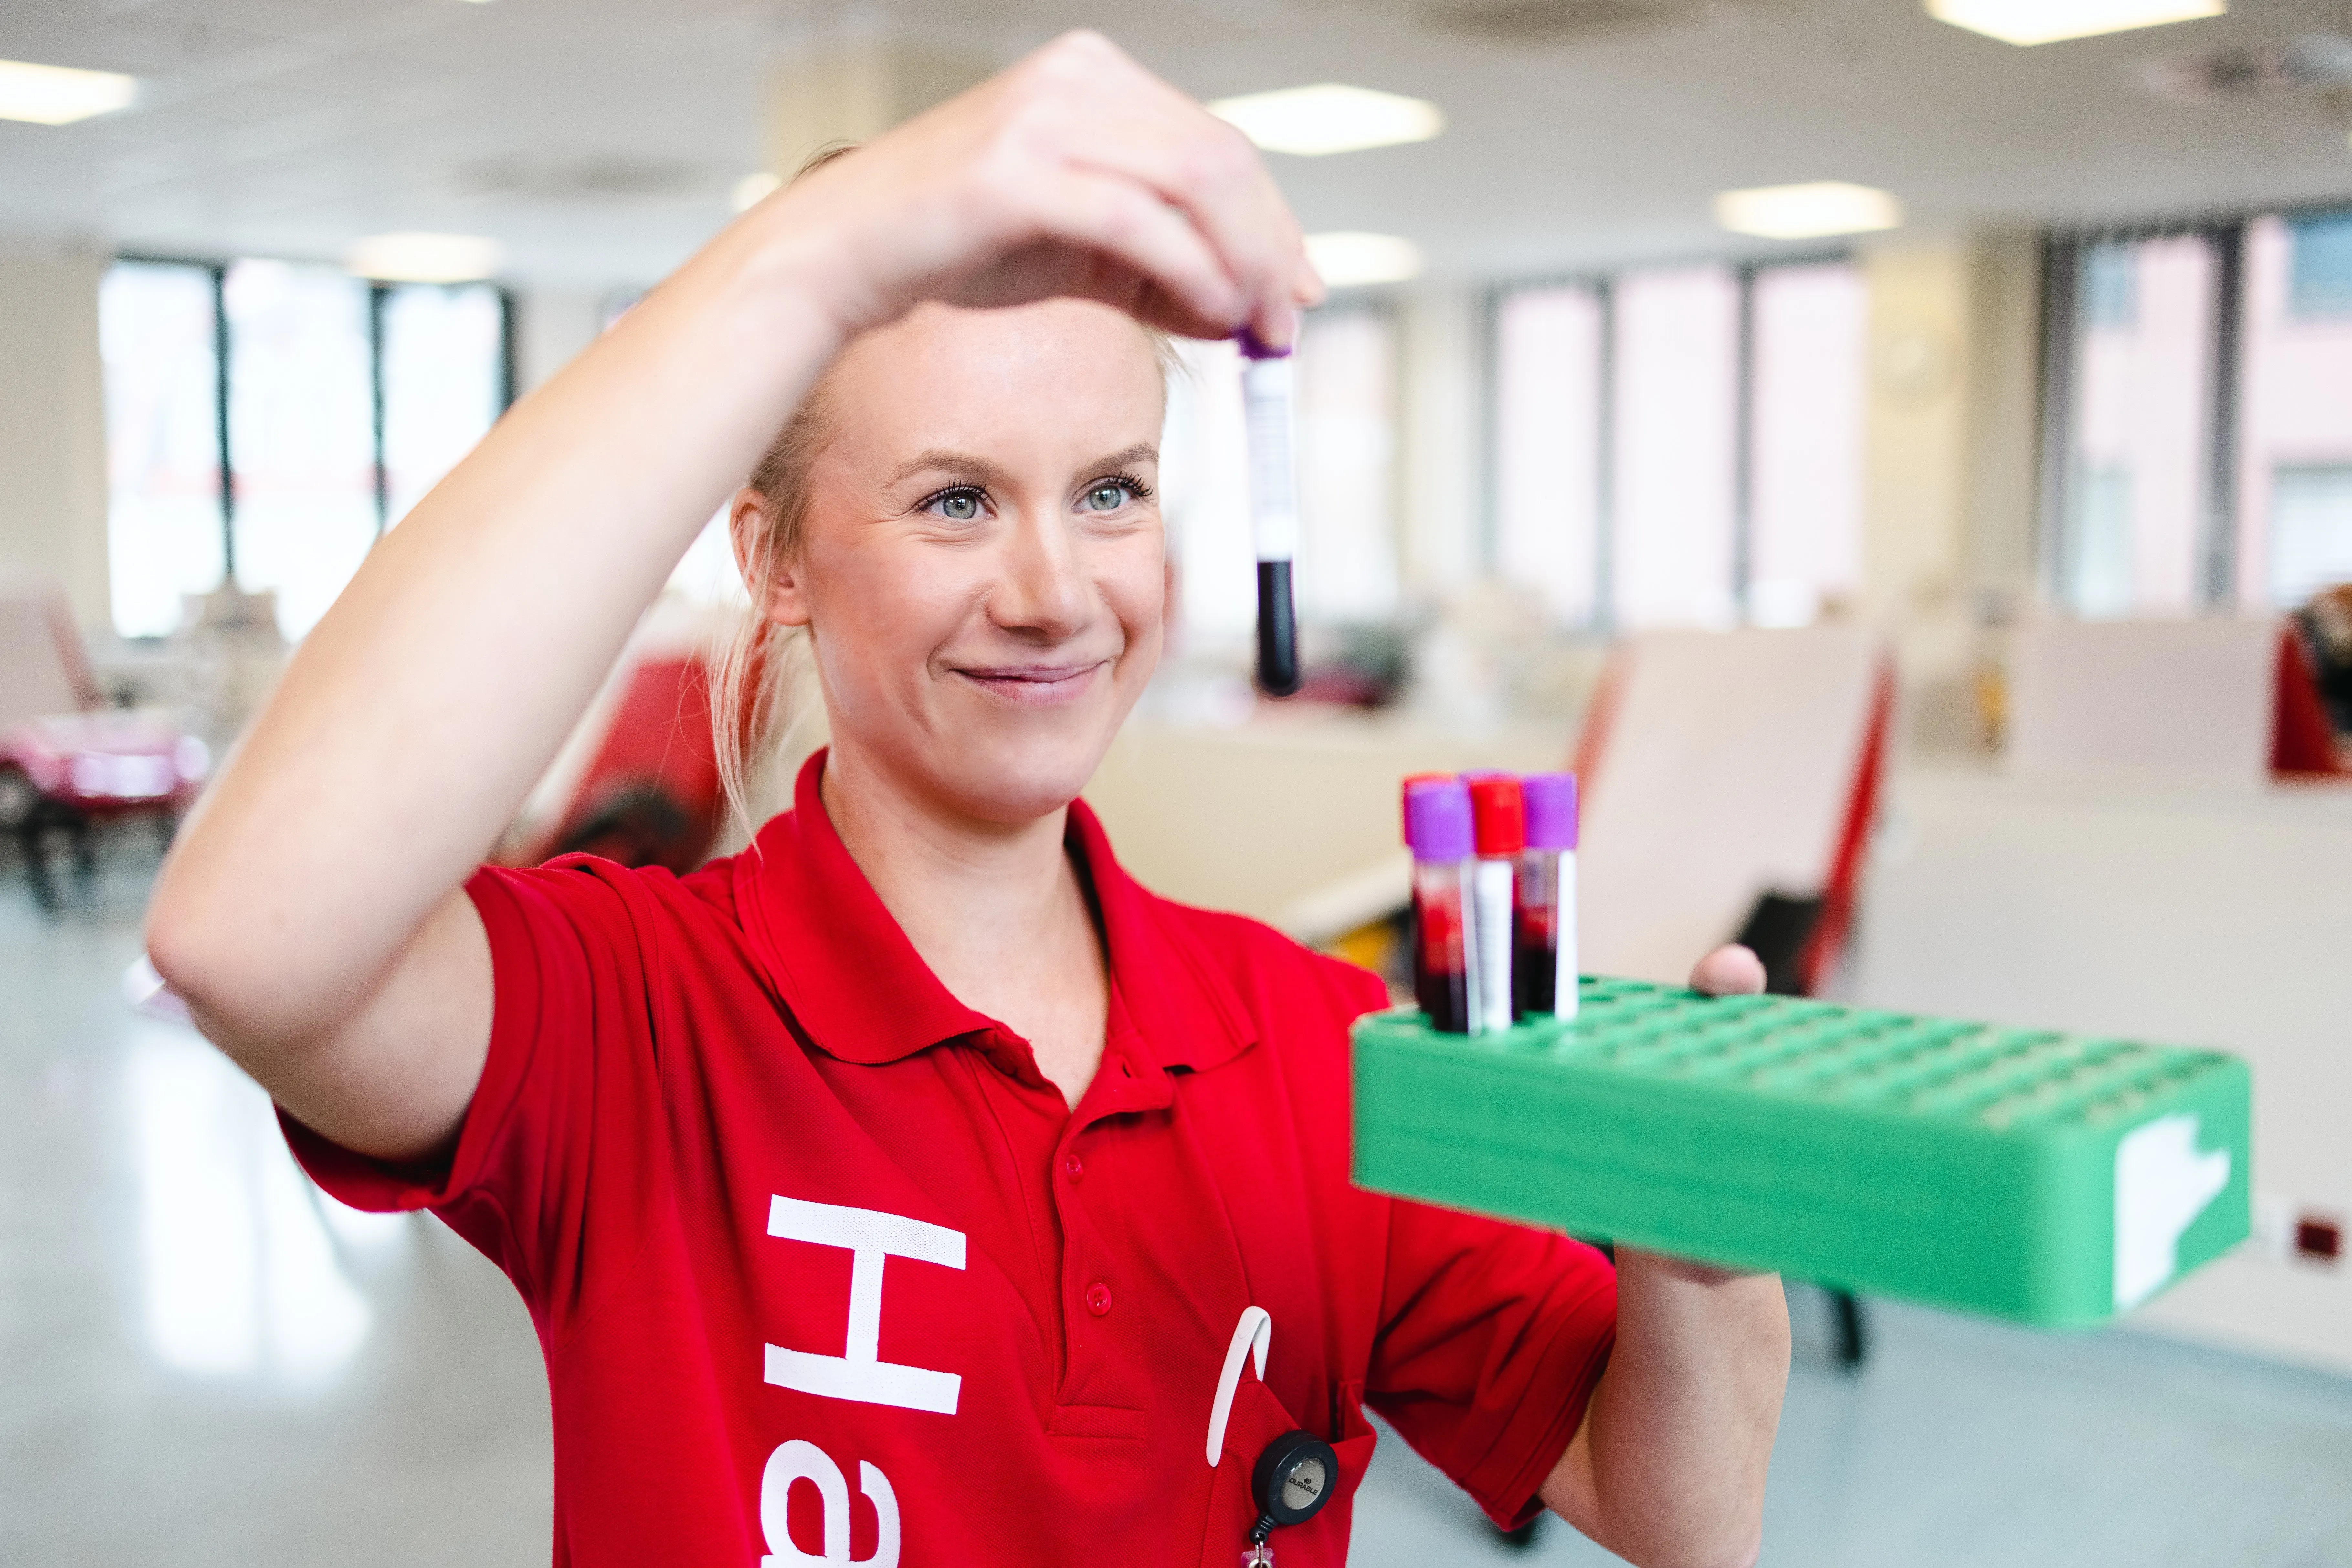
[927,725,1118,826]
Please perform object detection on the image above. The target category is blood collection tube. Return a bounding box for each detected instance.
[1516,772,1580,1021]
[1399,771,1453,836]
[1403,780,1478,1034]
[1465,775,1524,1036]
[1237,326,1301,698]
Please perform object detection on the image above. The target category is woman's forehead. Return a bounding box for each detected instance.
[829,300,1166,449]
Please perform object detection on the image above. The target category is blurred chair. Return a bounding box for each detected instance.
[1572,626,1893,1370]
[498,596,726,874]
[1573,626,1893,996]
[0,574,207,908]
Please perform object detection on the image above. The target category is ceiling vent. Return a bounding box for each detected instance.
[2138,35,2352,104]
[1420,0,1794,45]
[455,155,708,202]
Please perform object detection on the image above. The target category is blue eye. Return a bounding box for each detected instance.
[933,489,981,521]
[1084,483,1129,513]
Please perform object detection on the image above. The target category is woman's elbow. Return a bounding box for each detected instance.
[145,863,290,1056]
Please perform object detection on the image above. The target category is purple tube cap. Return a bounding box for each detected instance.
[1522,772,1579,850]
[1234,323,1293,360]
[1403,780,1474,862]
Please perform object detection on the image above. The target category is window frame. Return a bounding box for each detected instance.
[2034,200,2352,616]
[1483,247,1855,633]
[108,252,517,633]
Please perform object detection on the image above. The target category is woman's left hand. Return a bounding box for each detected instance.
[1535,941,1791,1568]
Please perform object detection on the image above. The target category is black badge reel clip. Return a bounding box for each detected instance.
[1208,1306,1338,1566]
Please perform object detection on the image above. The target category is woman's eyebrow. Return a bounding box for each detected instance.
[1080,442,1159,474]
[884,443,1160,489]
[884,449,1007,488]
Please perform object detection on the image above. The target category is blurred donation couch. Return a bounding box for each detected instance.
[0,573,207,908]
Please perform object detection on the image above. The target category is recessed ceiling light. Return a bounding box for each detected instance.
[733,171,782,212]
[0,58,139,126]
[1714,182,1905,240]
[1926,0,2226,47]
[345,233,504,284]
[1305,231,1424,288]
[1208,84,1444,157]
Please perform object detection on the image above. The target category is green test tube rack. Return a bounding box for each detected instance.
[1352,978,2251,1327]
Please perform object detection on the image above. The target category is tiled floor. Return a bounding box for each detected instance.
[5,847,2350,1567]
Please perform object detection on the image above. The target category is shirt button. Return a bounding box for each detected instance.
[1062,1152,1085,1182]
[1084,1282,1113,1317]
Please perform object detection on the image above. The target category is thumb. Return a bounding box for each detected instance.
[1690,944,1767,997]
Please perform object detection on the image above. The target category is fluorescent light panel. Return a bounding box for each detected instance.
[1926,0,2226,47]
[0,58,139,126]
[1714,182,1904,240]
[1305,231,1423,288]
[346,232,503,284]
[1208,83,1443,157]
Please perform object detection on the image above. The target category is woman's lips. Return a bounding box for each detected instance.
[952,660,1110,707]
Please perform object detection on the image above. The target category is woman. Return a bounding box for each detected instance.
[149,31,1788,1568]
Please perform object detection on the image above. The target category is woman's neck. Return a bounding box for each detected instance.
[819,742,1109,1110]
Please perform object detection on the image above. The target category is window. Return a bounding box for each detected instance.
[1161,335,1253,644]
[380,283,505,530]
[1614,266,1741,630]
[1293,308,1399,623]
[1493,284,1603,624]
[99,257,512,641]
[2043,210,2352,616]
[2267,466,2352,607]
[99,262,225,639]
[1748,261,1867,627]
[224,260,379,641]
[2287,212,2352,320]
[2049,235,2215,618]
[2240,213,2352,610]
[1491,257,1866,631]
[1160,309,1402,646]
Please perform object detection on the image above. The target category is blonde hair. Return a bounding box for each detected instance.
[711,144,1187,834]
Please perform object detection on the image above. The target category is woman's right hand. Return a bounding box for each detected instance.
[741,30,1325,352]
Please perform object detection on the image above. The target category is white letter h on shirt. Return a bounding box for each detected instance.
[764,1195,965,1415]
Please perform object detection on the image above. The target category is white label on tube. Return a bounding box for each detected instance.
[1472,858,1514,1035]
[1240,356,1299,561]
[1458,860,1484,1033]
[1556,851,1578,1019]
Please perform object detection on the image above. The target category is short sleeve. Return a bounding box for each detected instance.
[279,859,667,1331]
[1364,1200,1618,1530]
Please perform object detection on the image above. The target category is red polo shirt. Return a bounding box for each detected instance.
[286,752,1616,1567]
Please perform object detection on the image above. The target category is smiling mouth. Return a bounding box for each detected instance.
[952,661,1111,707]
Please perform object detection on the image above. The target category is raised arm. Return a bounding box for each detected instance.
[146,29,1319,1163]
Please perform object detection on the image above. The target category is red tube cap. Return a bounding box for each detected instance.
[1467,774,1525,856]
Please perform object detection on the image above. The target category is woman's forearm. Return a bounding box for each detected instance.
[150,215,847,1051]
[1542,1248,1790,1568]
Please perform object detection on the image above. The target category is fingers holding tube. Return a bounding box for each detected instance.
[765,30,1319,350]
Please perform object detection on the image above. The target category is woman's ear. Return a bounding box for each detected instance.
[728,486,812,628]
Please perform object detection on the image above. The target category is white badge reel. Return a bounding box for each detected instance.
[1207,1307,1338,1566]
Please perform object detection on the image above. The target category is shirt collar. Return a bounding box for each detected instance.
[732,749,1254,1076]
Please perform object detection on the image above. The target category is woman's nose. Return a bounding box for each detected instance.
[990,511,1091,639]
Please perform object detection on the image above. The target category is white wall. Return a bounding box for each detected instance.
[0,242,110,635]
